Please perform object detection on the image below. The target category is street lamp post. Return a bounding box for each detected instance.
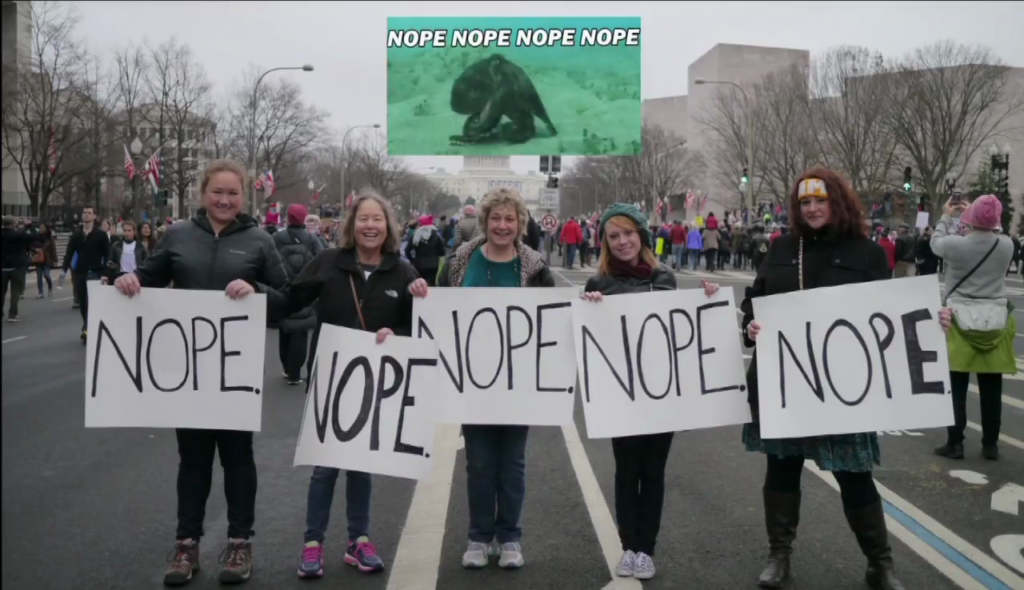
[340,123,382,209]
[248,64,314,217]
[695,78,755,212]
[130,136,143,221]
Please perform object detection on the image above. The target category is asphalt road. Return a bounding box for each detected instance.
[2,263,1022,590]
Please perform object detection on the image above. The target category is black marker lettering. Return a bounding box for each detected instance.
[91,317,143,397]
[637,313,672,400]
[901,308,944,394]
[505,306,533,390]
[394,357,438,456]
[371,356,404,451]
[190,317,217,391]
[580,317,635,402]
[146,319,189,392]
[312,352,340,444]
[778,322,822,408]
[668,309,695,397]
[537,302,571,392]
[823,319,872,406]
[466,308,503,389]
[869,313,895,399]
[417,315,464,393]
[219,315,255,393]
[333,356,373,443]
[696,301,741,395]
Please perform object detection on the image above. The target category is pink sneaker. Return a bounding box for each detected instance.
[344,537,384,572]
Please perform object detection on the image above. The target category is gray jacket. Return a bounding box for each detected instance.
[453,215,480,249]
[931,214,1013,300]
[135,209,289,295]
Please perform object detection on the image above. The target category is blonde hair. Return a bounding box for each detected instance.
[304,214,321,226]
[597,215,658,277]
[200,159,249,194]
[479,187,528,239]
[340,190,402,253]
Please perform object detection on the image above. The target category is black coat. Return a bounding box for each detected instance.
[584,262,676,295]
[526,215,542,252]
[272,226,325,332]
[740,229,889,415]
[134,209,289,294]
[268,247,420,372]
[106,240,150,280]
[405,227,446,273]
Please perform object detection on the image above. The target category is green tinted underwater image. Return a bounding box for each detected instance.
[387,16,642,157]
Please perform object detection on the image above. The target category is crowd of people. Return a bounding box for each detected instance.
[1,154,1016,590]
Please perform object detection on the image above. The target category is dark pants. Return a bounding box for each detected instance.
[1,270,17,318]
[612,432,674,555]
[580,243,590,267]
[765,455,879,510]
[279,330,309,382]
[417,267,437,287]
[948,371,1002,446]
[565,244,577,268]
[704,248,717,272]
[73,271,101,331]
[463,425,529,544]
[303,467,372,543]
[175,428,257,540]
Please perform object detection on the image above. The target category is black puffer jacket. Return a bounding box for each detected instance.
[271,226,324,332]
[584,262,677,295]
[134,209,289,294]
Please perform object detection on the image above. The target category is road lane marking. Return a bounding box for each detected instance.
[804,462,1019,590]
[1,336,27,344]
[51,296,73,302]
[991,535,1024,575]
[949,470,989,485]
[387,424,460,590]
[965,421,1024,451]
[563,419,641,590]
[968,384,1024,410]
[990,483,1023,516]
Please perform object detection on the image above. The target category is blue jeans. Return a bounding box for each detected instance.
[565,244,577,268]
[464,425,529,544]
[36,263,53,295]
[672,244,685,269]
[303,466,372,543]
[689,249,701,270]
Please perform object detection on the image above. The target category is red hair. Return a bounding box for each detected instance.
[788,167,867,239]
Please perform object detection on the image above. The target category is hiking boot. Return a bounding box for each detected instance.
[217,538,252,584]
[163,539,200,586]
[934,442,964,460]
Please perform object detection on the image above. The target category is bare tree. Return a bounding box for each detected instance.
[164,44,210,216]
[141,38,179,167]
[695,87,771,208]
[807,46,898,200]
[70,54,120,214]
[112,42,148,217]
[884,41,1024,216]
[0,1,89,216]
[753,64,820,202]
[348,131,407,197]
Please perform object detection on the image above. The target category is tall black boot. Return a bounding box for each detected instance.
[844,501,906,590]
[758,489,801,588]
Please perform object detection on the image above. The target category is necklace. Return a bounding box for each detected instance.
[798,236,804,291]
[483,244,521,287]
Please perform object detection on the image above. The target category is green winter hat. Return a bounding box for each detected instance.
[600,203,653,248]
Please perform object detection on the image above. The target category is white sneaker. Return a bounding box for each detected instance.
[497,542,524,569]
[633,552,656,580]
[461,542,490,569]
[615,550,636,577]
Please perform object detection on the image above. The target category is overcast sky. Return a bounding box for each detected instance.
[72,1,1024,175]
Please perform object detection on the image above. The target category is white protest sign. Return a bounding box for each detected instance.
[916,211,930,230]
[573,288,750,439]
[84,283,267,431]
[293,325,440,481]
[753,274,953,439]
[413,287,578,426]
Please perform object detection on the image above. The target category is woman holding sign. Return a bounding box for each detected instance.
[437,187,554,570]
[579,203,719,581]
[741,168,906,590]
[266,191,429,581]
[113,159,291,586]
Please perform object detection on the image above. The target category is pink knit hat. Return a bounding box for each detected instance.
[960,195,1002,230]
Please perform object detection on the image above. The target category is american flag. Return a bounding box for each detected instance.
[685,190,695,210]
[255,170,275,197]
[123,144,136,180]
[142,147,162,191]
[346,190,355,208]
[311,184,326,202]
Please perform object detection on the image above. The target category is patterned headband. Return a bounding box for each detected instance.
[798,178,829,200]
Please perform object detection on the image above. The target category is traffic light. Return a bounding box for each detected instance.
[547,176,559,189]
[551,156,561,174]
[918,194,929,212]
[741,168,749,184]
[903,166,913,191]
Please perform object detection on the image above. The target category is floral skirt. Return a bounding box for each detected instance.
[742,423,881,473]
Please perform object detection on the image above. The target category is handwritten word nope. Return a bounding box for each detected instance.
[90,315,256,398]
[309,352,436,456]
